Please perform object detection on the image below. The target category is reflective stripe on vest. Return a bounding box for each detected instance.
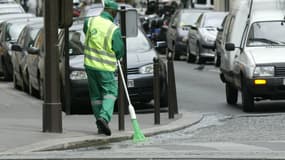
[84,16,117,71]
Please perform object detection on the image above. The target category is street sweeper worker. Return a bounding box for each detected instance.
[83,0,124,136]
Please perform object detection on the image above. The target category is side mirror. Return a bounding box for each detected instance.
[11,44,22,52]
[225,43,235,51]
[27,47,40,55]
[217,27,223,32]
[190,24,197,30]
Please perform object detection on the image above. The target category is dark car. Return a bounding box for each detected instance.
[11,20,43,91]
[166,9,205,60]
[0,17,42,80]
[27,21,167,113]
[187,12,227,64]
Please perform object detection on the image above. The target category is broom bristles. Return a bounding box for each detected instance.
[131,119,146,143]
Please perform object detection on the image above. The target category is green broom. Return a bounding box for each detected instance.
[117,61,146,143]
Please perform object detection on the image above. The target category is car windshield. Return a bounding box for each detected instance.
[203,13,226,28]
[26,28,41,48]
[68,28,150,55]
[6,23,25,41]
[127,29,151,53]
[180,12,201,26]
[247,21,285,47]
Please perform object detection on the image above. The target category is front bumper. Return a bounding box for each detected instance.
[69,73,165,104]
[246,77,285,100]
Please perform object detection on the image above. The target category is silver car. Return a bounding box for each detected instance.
[187,12,227,64]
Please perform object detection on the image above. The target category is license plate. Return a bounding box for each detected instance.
[128,80,134,88]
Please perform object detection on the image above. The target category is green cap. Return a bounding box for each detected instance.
[104,0,119,11]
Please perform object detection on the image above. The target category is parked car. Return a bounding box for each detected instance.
[166,9,206,60]
[187,11,227,64]
[220,0,285,112]
[0,3,25,15]
[11,20,43,91]
[0,17,42,80]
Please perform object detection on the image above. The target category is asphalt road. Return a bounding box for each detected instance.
[175,61,243,114]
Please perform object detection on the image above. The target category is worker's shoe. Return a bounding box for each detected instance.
[96,118,111,136]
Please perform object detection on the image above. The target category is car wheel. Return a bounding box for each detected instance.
[225,83,238,105]
[242,78,254,112]
[1,57,10,81]
[173,45,180,60]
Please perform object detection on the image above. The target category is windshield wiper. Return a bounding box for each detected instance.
[249,38,280,45]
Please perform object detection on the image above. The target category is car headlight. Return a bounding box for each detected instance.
[70,71,87,80]
[253,66,275,77]
[139,64,153,74]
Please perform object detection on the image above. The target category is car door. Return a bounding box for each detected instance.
[12,26,26,77]
[28,29,43,88]
[220,15,234,72]
[189,14,202,56]
[166,11,179,52]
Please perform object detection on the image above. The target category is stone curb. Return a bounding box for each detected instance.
[0,113,203,154]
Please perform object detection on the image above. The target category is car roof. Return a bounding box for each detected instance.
[0,13,35,23]
[180,8,212,13]
[251,10,285,22]
[0,3,25,14]
[5,16,42,23]
[0,0,16,4]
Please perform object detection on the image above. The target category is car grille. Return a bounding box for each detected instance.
[275,67,285,77]
[128,68,140,74]
[115,67,140,76]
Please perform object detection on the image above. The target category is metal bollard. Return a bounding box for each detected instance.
[167,50,178,119]
[118,6,127,131]
[153,57,160,125]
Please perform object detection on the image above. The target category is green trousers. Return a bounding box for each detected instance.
[86,68,118,123]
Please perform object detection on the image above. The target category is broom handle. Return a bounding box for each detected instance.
[117,61,131,105]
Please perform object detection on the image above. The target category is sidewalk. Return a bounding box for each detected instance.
[0,82,203,154]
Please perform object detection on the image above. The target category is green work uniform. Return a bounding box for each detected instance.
[84,11,124,123]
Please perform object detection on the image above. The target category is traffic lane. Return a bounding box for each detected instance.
[174,61,243,114]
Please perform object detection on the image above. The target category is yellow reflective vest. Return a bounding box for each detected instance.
[84,16,118,72]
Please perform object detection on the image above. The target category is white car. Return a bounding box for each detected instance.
[220,0,285,112]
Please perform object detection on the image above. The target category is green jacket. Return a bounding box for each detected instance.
[84,11,124,67]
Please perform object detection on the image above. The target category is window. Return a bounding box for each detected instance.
[246,21,285,47]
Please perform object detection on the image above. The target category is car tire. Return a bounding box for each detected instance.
[38,77,44,100]
[225,83,238,105]
[1,57,10,81]
[242,78,255,112]
[173,45,180,60]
